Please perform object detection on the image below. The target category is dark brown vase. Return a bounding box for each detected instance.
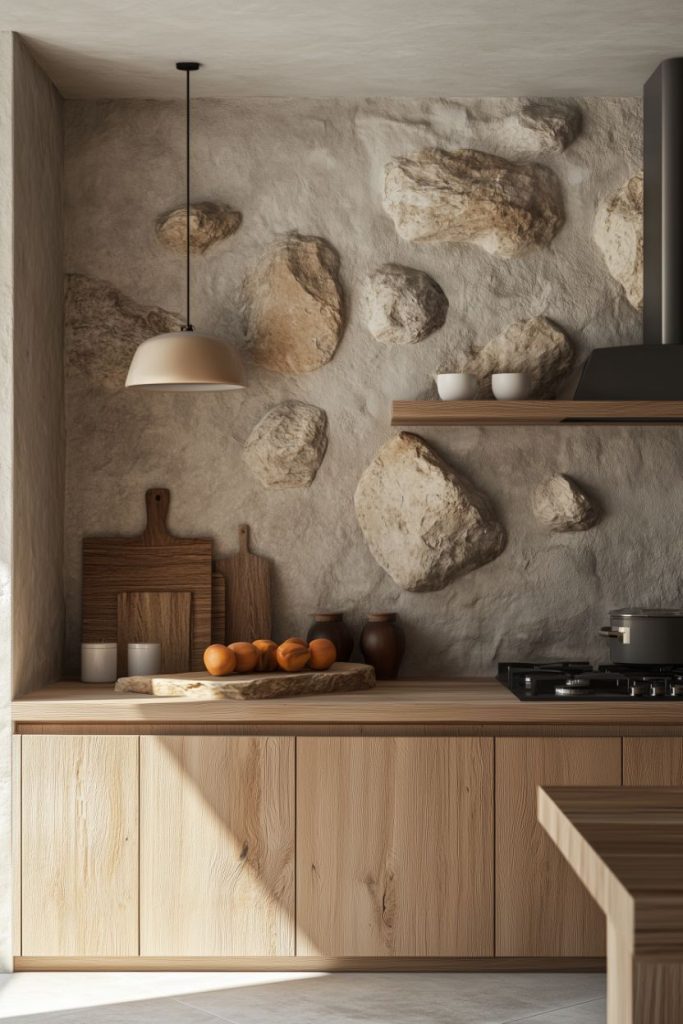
[360,613,405,680]
[306,612,354,662]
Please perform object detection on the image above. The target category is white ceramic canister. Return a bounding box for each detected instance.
[127,642,161,676]
[81,642,118,683]
[491,372,532,400]
[436,372,478,400]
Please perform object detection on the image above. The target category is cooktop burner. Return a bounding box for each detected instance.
[498,661,683,700]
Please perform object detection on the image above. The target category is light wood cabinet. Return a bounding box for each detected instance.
[495,737,621,957]
[623,738,683,784]
[139,736,295,956]
[21,735,139,956]
[296,737,494,957]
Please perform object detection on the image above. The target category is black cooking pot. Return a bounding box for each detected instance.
[599,608,683,664]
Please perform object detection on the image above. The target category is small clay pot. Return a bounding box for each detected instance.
[306,612,354,662]
[360,613,405,680]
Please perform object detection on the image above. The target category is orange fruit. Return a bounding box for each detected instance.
[227,641,260,673]
[309,637,337,670]
[276,640,311,673]
[284,636,307,646]
[253,639,278,672]
[203,644,237,677]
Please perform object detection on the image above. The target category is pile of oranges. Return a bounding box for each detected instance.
[203,637,336,677]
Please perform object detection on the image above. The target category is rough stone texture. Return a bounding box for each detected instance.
[243,401,328,488]
[65,273,184,391]
[156,201,242,254]
[503,101,582,155]
[383,147,564,256]
[243,234,344,373]
[64,96,679,685]
[354,433,506,591]
[115,664,376,700]
[363,264,448,345]
[468,317,574,398]
[533,475,600,532]
[594,173,643,309]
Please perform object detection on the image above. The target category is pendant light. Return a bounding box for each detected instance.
[126,62,245,391]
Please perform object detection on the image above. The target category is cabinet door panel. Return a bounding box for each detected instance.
[297,737,493,957]
[496,737,621,957]
[22,735,139,956]
[140,736,294,956]
[624,738,683,784]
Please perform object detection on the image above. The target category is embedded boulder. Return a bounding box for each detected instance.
[354,432,505,591]
[243,401,328,488]
[468,317,574,398]
[156,201,242,254]
[242,234,344,374]
[362,264,448,345]
[65,273,184,391]
[503,101,582,156]
[532,475,600,532]
[593,173,643,309]
[383,148,564,256]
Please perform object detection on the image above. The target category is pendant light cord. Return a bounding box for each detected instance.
[185,66,192,331]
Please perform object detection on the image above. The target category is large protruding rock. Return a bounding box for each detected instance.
[593,173,643,309]
[242,234,344,374]
[65,273,184,391]
[156,201,242,253]
[502,101,582,156]
[243,401,328,488]
[362,264,448,345]
[354,433,505,591]
[468,317,574,398]
[532,475,600,532]
[383,148,564,257]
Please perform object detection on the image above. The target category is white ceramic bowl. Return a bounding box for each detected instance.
[436,372,478,401]
[491,372,532,400]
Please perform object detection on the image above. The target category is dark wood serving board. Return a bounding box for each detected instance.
[115,662,376,700]
[116,591,192,675]
[82,488,212,671]
[215,524,272,642]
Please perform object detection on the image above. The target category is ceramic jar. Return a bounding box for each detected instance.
[307,612,354,662]
[360,613,405,680]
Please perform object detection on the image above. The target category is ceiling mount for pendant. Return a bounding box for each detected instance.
[125,60,245,392]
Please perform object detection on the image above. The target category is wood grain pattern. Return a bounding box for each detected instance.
[21,735,138,956]
[215,525,271,643]
[211,570,226,643]
[623,737,683,784]
[116,591,191,675]
[12,735,21,956]
[297,737,494,957]
[140,736,295,956]
[15,680,683,724]
[496,737,621,957]
[82,488,212,670]
[392,399,683,426]
[115,664,375,700]
[539,786,683,1024]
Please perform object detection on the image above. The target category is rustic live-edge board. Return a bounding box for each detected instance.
[114,663,376,700]
[391,399,683,426]
[538,786,683,1024]
[82,488,212,671]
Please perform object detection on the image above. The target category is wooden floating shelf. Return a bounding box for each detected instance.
[391,400,683,426]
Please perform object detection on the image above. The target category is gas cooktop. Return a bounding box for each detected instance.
[498,661,683,700]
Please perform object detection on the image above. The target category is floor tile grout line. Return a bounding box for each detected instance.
[172,995,242,1023]
[499,994,604,1024]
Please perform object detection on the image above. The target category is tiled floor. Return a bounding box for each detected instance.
[0,972,606,1023]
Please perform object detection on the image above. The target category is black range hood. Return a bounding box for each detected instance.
[574,58,683,399]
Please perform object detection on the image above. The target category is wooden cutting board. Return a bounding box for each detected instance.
[117,591,192,676]
[82,488,212,671]
[115,662,376,700]
[215,525,272,643]
[211,571,226,644]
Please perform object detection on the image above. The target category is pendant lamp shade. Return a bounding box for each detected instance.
[125,61,245,392]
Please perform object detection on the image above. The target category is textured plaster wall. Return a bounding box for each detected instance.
[64,96,683,677]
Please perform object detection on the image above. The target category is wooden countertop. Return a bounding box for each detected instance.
[12,679,683,724]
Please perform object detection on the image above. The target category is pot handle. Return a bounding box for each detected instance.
[599,627,623,640]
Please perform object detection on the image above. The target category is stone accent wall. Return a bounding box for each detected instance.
[63,96,683,677]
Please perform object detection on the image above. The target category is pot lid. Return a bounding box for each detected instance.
[610,607,683,617]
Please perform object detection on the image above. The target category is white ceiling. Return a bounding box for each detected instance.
[5,0,683,98]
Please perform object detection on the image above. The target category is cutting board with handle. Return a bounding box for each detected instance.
[82,488,212,671]
[117,591,192,676]
[215,524,272,643]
